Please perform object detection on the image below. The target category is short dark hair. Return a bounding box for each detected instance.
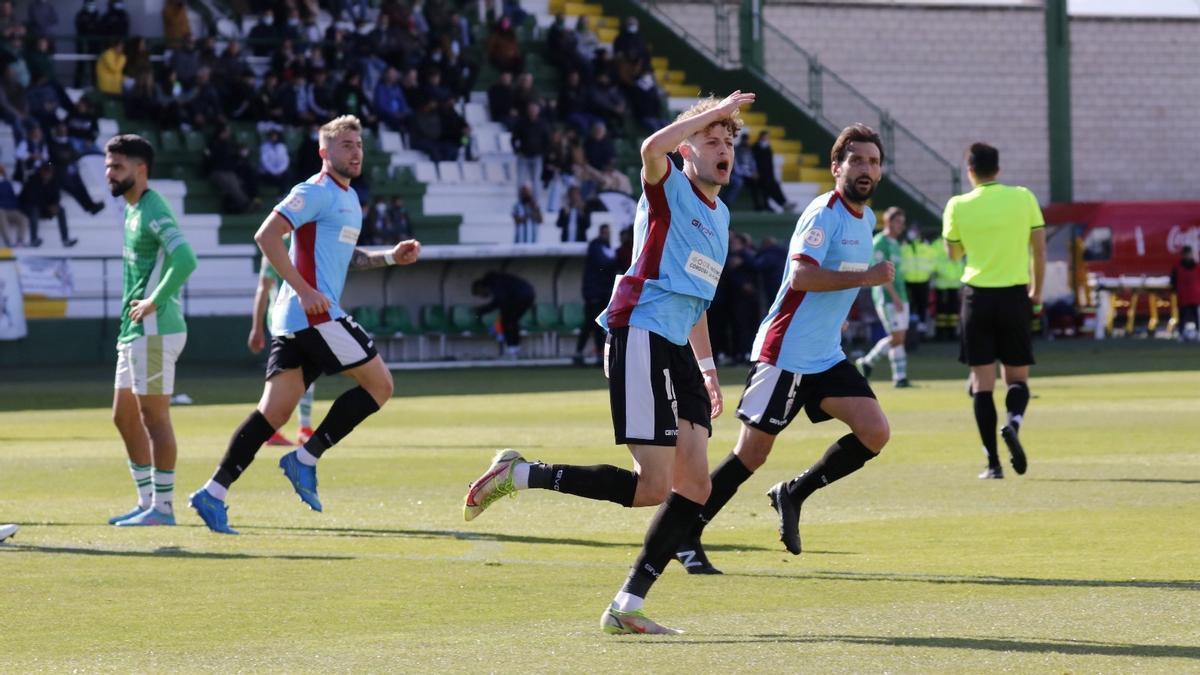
[105,134,155,175]
[831,123,885,165]
[967,142,999,178]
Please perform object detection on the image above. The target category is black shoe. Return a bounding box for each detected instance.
[29,238,43,247]
[1001,425,1027,475]
[88,203,105,215]
[767,481,802,555]
[894,378,912,389]
[63,238,78,248]
[978,465,1004,480]
[675,535,723,575]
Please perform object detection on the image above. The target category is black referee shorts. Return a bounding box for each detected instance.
[605,325,712,446]
[959,285,1035,367]
[266,316,378,387]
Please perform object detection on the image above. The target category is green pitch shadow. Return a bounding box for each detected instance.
[725,569,1200,591]
[0,543,354,561]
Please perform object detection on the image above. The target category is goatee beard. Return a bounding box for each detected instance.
[845,180,875,202]
[109,178,134,197]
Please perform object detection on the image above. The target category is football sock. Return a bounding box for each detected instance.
[512,462,530,489]
[1006,382,1030,431]
[612,591,643,613]
[621,493,704,598]
[298,384,314,429]
[304,386,380,459]
[527,462,638,507]
[696,453,755,534]
[786,434,877,505]
[296,447,318,466]
[201,479,227,501]
[210,410,276,490]
[151,468,174,513]
[862,336,890,365]
[973,390,1000,467]
[128,460,153,509]
[889,345,908,381]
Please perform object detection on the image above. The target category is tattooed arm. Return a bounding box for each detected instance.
[349,239,423,271]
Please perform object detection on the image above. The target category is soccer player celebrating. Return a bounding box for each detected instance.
[855,206,911,388]
[189,115,421,534]
[674,124,895,572]
[463,91,755,634]
[105,135,197,527]
[943,142,1045,479]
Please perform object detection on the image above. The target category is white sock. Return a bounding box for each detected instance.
[863,336,890,365]
[296,446,319,466]
[202,479,228,501]
[889,345,908,381]
[129,461,153,509]
[151,468,175,514]
[512,462,530,490]
[298,384,314,429]
[612,591,644,613]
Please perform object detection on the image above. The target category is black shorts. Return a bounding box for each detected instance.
[266,316,378,386]
[605,326,712,446]
[736,359,875,435]
[959,285,1035,366]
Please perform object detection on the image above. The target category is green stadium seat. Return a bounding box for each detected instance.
[534,303,562,332]
[184,130,206,152]
[450,304,482,335]
[234,128,257,148]
[134,129,158,146]
[159,130,182,153]
[560,303,586,334]
[351,306,381,334]
[380,305,416,336]
[420,305,450,334]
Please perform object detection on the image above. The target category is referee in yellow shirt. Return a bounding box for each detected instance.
[943,143,1046,479]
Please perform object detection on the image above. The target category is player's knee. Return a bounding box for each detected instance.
[636,474,672,506]
[857,418,890,452]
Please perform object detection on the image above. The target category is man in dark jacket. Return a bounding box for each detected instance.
[574,223,615,364]
[473,271,536,358]
[20,162,74,247]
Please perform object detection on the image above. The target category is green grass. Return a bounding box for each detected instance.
[1,342,1198,670]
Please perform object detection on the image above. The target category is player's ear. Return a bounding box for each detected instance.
[318,147,328,160]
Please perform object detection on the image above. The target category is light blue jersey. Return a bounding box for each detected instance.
[599,162,729,345]
[751,191,875,374]
[270,172,363,335]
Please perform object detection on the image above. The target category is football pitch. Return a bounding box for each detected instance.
[1,341,1198,671]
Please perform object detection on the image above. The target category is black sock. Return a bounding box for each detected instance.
[621,493,704,598]
[527,463,638,507]
[304,386,381,458]
[212,410,276,487]
[974,390,999,467]
[695,453,755,535]
[1005,382,1030,431]
[786,434,877,505]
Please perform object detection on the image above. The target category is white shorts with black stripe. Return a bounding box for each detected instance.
[605,325,711,446]
[266,316,377,386]
[736,360,875,435]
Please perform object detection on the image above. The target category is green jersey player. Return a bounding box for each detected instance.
[105,134,197,527]
[856,207,911,387]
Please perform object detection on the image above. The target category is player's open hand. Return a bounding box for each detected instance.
[128,298,156,322]
[703,370,723,419]
[716,90,756,117]
[391,239,421,265]
[865,261,895,287]
[298,286,332,315]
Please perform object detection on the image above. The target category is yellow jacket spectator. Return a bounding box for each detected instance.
[96,40,126,95]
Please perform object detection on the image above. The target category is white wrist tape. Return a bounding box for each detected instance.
[384,252,396,265]
[697,357,716,372]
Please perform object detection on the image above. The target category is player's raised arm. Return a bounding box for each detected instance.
[640,90,755,185]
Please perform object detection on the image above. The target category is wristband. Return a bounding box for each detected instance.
[697,357,716,372]
[384,252,396,266]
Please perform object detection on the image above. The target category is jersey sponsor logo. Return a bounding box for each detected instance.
[842,239,859,245]
[839,262,869,272]
[691,218,714,238]
[338,226,360,244]
[286,192,306,212]
[684,250,723,287]
[804,227,825,247]
[769,417,789,426]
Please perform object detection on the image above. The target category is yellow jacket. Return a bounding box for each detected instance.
[96,47,126,95]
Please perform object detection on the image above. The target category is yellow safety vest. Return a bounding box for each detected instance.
[932,241,965,290]
[902,239,936,283]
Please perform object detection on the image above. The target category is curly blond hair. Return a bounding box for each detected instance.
[674,95,744,139]
[319,115,363,148]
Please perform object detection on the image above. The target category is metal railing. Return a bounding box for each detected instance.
[635,0,961,214]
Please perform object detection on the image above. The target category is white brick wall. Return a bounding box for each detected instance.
[763,4,1051,204]
[1070,18,1200,201]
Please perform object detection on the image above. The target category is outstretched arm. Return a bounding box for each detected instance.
[349,239,422,271]
[790,258,893,292]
